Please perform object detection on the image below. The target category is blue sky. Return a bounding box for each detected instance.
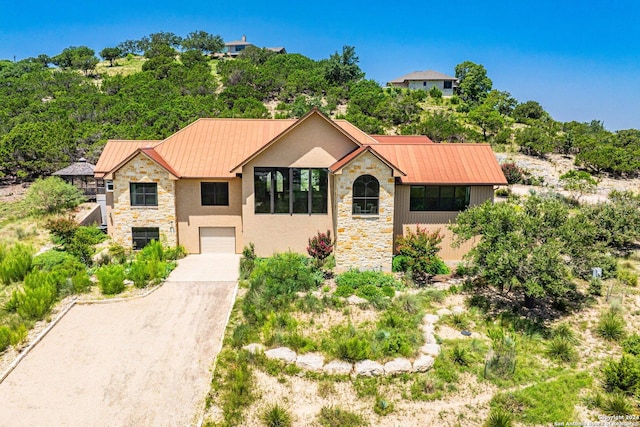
[2,0,638,130]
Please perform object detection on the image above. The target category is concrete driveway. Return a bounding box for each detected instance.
[0,254,239,427]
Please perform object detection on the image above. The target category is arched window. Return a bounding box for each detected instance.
[352,175,379,214]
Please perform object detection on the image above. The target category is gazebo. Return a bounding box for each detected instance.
[52,158,103,201]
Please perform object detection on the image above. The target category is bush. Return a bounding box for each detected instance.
[239,243,257,280]
[128,261,150,288]
[0,243,33,285]
[0,326,11,352]
[373,396,394,416]
[96,264,125,295]
[14,271,59,320]
[622,334,640,356]
[601,392,634,415]
[588,277,603,296]
[602,354,640,394]
[66,226,107,265]
[108,243,128,264]
[33,250,79,272]
[45,216,78,245]
[317,406,365,427]
[597,310,627,341]
[617,269,638,287]
[138,239,165,261]
[164,245,187,261]
[392,255,409,272]
[495,188,511,198]
[485,407,513,427]
[71,270,92,293]
[546,337,577,363]
[24,176,85,215]
[261,403,292,427]
[500,162,524,184]
[307,230,333,262]
[395,226,448,285]
[335,269,401,299]
[450,344,473,366]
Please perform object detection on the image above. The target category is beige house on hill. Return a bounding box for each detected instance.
[94,110,506,271]
[388,70,458,96]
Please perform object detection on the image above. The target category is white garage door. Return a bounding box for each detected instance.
[200,227,236,253]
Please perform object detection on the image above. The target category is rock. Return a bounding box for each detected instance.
[422,324,435,334]
[123,279,134,286]
[423,314,439,324]
[384,358,412,375]
[295,352,325,372]
[354,360,384,377]
[264,347,297,364]
[420,343,441,357]
[347,295,368,305]
[296,291,307,298]
[424,333,437,344]
[323,360,353,375]
[413,355,435,372]
[452,306,465,315]
[242,343,265,354]
[436,308,452,316]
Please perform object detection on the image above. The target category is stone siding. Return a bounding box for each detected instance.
[335,152,395,271]
[109,153,177,248]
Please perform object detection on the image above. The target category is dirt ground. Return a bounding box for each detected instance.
[0,279,237,427]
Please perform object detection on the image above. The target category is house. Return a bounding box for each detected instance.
[224,35,286,57]
[388,70,458,96]
[94,109,506,271]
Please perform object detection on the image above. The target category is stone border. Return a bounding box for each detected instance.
[0,282,165,386]
[242,311,444,377]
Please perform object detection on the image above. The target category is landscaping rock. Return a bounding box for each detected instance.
[420,343,441,357]
[423,314,439,324]
[124,279,134,286]
[296,291,308,298]
[347,295,368,305]
[354,360,384,377]
[323,360,353,375]
[264,347,297,364]
[422,323,435,334]
[383,358,412,375]
[295,352,325,372]
[413,355,435,372]
[242,343,265,354]
[424,333,437,344]
[436,308,452,316]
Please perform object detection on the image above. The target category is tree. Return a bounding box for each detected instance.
[512,100,547,123]
[516,126,553,157]
[181,30,224,54]
[417,112,465,142]
[559,170,598,203]
[324,45,364,86]
[100,47,123,67]
[454,61,492,105]
[468,103,505,141]
[24,177,85,214]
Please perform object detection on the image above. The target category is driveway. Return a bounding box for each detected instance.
[0,254,239,427]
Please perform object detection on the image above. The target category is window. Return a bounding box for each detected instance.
[443,80,453,89]
[353,175,379,214]
[254,167,328,214]
[423,81,427,86]
[130,183,157,206]
[105,180,113,192]
[410,186,470,211]
[201,182,229,206]
[132,227,159,250]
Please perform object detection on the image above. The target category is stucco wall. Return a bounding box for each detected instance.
[109,153,177,248]
[241,114,358,257]
[334,152,395,272]
[175,178,243,253]
[407,80,454,96]
[393,185,494,260]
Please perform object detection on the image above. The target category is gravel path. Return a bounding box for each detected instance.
[0,255,239,427]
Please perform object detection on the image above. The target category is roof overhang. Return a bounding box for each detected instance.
[330,145,405,177]
[103,147,180,180]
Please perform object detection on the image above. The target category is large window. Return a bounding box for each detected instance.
[130,183,157,206]
[132,227,159,250]
[443,80,453,89]
[201,182,229,206]
[410,186,470,211]
[254,167,328,214]
[353,175,379,214]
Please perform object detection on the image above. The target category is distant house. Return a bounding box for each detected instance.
[224,35,286,57]
[94,109,506,269]
[388,70,458,96]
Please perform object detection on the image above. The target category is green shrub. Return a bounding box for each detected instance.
[15,272,59,320]
[450,344,473,366]
[71,270,92,293]
[601,392,634,415]
[495,188,512,198]
[617,269,638,287]
[0,243,33,285]
[239,243,257,280]
[602,354,640,394]
[33,250,79,272]
[0,326,11,352]
[551,323,579,344]
[597,310,627,341]
[96,264,125,295]
[335,269,401,301]
[323,324,372,362]
[67,226,107,265]
[392,255,409,272]
[45,216,78,245]
[395,226,448,285]
[108,243,128,264]
[139,239,165,261]
[484,407,513,427]
[546,337,577,363]
[128,260,150,288]
[164,245,187,261]
[373,396,394,416]
[588,277,603,296]
[622,334,640,356]
[261,403,292,427]
[317,406,365,427]
[24,176,85,214]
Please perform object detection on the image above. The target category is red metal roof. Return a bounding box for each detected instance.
[371,135,434,144]
[369,143,507,185]
[94,140,160,177]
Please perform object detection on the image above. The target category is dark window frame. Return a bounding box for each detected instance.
[352,174,380,215]
[132,227,159,250]
[130,182,158,207]
[409,185,470,211]
[201,182,229,206]
[254,167,328,215]
[443,80,453,89]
